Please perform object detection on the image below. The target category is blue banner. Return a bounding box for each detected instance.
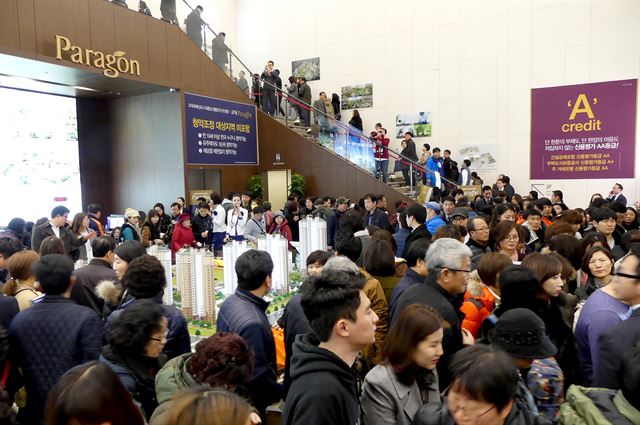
[185,93,258,165]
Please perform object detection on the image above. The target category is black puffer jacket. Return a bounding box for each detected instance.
[282,334,361,425]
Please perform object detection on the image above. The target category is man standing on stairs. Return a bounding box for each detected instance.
[297,77,312,127]
[160,0,178,25]
[185,5,204,49]
[261,61,279,116]
[372,125,390,183]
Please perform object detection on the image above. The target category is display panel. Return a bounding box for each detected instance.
[0,87,81,225]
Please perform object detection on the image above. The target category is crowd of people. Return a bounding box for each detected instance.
[0,177,640,424]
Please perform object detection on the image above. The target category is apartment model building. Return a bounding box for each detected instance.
[147,245,174,306]
[222,240,250,296]
[299,217,328,265]
[175,247,217,322]
[257,234,290,293]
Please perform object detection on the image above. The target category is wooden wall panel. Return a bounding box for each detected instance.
[165,24,182,85]
[33,0,90,61]
[145,18,170,85]
[16,0,36,57]
[113,6,149,79]
[179,36,202,92]
[87,1,116,56]
[0,0,20,54]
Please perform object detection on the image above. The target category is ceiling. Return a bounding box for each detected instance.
[0,53,172,98]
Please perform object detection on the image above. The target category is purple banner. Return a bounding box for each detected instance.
[185,93,258,165]
[530,79,637,180]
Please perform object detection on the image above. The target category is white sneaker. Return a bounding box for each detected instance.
[306,128,312,134]
[294,119,301,125]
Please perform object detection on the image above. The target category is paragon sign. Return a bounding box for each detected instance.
[54,35,141,78]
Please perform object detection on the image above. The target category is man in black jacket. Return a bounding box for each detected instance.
[71,236,118,315]
[216,250,282,417]
[362,194,392,232]
[10,254,102,423]
[260,61,279,116]
[283,269,377,425]
[326,197,349,248]
[31,206,87,258]
[297,77,312,126]
[466,216,491,265]
[392,238,473,390]
[184,5,204,48]
[191,202,213,246]
[401,204,431,259]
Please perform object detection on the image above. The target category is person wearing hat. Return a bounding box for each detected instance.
[327,197,350,248]
[268,211,293,250]
[121,208,141,243]
[425,201,446,235]
[489,308,563,422]
[450,208,469,232]
[171,213,198,259]
[10,254,103,423]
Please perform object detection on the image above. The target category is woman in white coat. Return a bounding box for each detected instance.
[361,304,445,425]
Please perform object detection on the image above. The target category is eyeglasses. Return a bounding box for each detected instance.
[614,271,640,280]
[447,268,471,274]
[446,388,497,420]
[504,235,519,241]
[150,330,169,342]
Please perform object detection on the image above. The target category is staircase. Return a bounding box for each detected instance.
[269,115,423,201]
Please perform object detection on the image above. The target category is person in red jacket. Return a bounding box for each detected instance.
[268,211,293,250]
[371,125,390,183]
[460,252,512,337]
[171,213,198,260]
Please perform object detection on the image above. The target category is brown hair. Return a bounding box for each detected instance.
[45,361,145,425]
[363,239,396,277]
[3,250,39,296]
[491,221,521,251]
[544,221,575,241]
[163,388,252,425]
[556,209,583,225]
[521,253,562,289]
[188,333,254,389]
[71,212,88,236]
[432,225,463,241]
[39,236,65,256]
[381,304,447,386]
[547,252,574,281]
[370,229,397,254]
[476,252,513,288]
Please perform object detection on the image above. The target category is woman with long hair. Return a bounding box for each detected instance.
[142,209,163,247]
[363,239,399,303]
[71,212,95,260]
[349,109,363,131]
[3,250,41,311]
[361,304,445,425]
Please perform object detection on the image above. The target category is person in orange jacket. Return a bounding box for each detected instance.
[460,252,512,337]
